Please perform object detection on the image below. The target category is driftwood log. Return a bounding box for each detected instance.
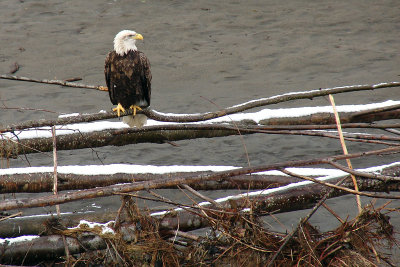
[1,80,399,134]
[0,172,302,194]
[2,120,400,159]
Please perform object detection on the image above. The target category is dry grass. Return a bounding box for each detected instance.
[48,197,396,267]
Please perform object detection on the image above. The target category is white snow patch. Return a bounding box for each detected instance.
[0,164,239,175]
[71,220,115,235]
[1,120,129,140]
[0,235,39,245]
[1,162,399,177]
[91,203,102,209]
[58,113,80,118]
[211,100,400,124]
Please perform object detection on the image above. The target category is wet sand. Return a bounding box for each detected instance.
[1,0,400,258]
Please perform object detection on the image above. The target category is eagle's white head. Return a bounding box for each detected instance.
[114,30,144,56]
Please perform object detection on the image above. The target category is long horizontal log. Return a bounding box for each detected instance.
[0,146,399,212]
[2,119,400,158]
[1,81,399,133]
[0,172,299,194]
[1,124,243,157]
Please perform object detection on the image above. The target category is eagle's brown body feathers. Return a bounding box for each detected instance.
[105,50,151,110]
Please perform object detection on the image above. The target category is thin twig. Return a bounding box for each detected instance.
[0,106,59,114]
[0,74,107,91]
[321,203,345,224]
[181,184,223,208]
[176,186,214,222]
[52,126,70,263]
[52,126,59,207]
[165,230,200,241]
[114,196,128,229]
[329,94,362,213]
[0,212,22,222]
[279,168,399,199]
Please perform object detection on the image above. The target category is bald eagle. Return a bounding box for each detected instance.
[105,30,151,128]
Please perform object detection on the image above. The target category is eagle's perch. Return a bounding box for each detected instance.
[105,30,152,128]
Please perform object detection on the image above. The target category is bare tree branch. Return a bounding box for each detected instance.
[146,80,400,123]
[1,81,399,133]
[0,74,107,91]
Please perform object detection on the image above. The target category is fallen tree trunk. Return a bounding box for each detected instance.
[1,125,242,158]
[0,172,301,193]
[2,120,400,158]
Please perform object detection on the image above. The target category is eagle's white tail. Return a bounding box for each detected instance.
[123,114,147,128]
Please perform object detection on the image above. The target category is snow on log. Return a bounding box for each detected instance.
[1,101,400,158]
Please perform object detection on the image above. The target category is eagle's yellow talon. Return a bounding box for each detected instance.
[129,105,142,116]
[113,103,126,117]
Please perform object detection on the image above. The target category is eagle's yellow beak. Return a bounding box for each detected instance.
[133,33,143,40]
